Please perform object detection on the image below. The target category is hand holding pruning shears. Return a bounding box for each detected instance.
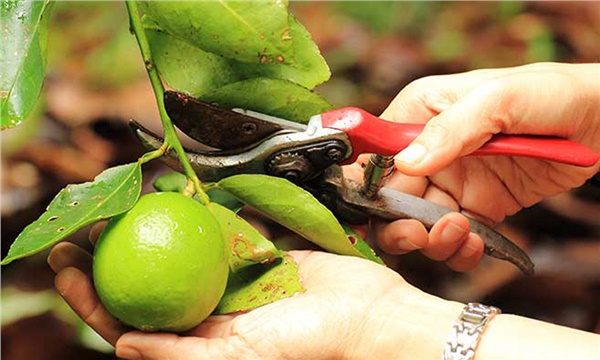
[349,62,600,271]
[133,63,599,275]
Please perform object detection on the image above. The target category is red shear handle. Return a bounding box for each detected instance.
[321,107,600,167]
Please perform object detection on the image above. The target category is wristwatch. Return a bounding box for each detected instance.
[443,302,501,360]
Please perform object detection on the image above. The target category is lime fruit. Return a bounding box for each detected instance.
[93,192,228,332]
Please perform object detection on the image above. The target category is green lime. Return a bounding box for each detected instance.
[93,192,228,332]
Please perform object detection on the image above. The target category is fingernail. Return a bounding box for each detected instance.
[47,250,61,273]
[399,236,422,251]
[116,345,142,360]
[395,144,428,166]
[440,222,468,245]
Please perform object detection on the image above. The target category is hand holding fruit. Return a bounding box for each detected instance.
[46,189,600,360]
[347,63,600,271]
[49,236,463,360]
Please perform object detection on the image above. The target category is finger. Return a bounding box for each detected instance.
[421,212,470,261]
[385,168,428,197]
[380,68,515,124]
[394,80,510,176]
[349,224,369,240]
[116,331,256,360]
[380,75,458,123]
[89,221,108,246]
[55,267,127,346]
[47,242,93,274]
[342,154,370,183]
[372,218,429,255]
[445,233,485,272]
[462,209,497,228]
[421,184,460,211]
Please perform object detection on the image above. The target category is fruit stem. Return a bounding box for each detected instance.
[182,179,196,197]
[138,144,168,164]
[125,0,209,205]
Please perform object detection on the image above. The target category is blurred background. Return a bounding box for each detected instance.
[2,2,599,359]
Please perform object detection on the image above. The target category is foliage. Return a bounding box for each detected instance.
[1,163,142,265]
[1,0,382,320]
[208,202,282,272]
[3,1,600,351]
[215,253,304,315]
[141,1,332,122]
[200,78,332,123]
[218,174,382,264]
[1,0,54,129]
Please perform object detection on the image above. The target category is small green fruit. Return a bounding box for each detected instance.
[93,192,228,332]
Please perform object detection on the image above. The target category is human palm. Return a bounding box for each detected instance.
[48,241,441,360]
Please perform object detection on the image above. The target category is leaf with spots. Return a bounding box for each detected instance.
[218,174,378,262]
[145,14,330,94]
[208,202,282,272]
[138,0,294,65]
[230,14,331,89]
[214,253,304,315]
[1,162,142,265]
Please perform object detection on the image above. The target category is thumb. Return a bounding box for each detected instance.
[115,331,257,360]
[394,82,507,176]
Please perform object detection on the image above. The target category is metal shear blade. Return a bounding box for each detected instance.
[165,90,305,150]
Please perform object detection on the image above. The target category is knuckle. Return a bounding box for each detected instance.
[476,78,517,133]
[401,75,446,100]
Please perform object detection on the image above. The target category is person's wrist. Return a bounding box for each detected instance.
[351,284,465,360]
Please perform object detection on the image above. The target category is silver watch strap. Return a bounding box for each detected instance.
[443,302,501,360]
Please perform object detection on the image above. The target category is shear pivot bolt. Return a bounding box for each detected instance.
[326,148,342,161]
[241,122,257,134]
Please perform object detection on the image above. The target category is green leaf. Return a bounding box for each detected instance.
[201,78,332,123]
[218,174,372,261]
[230,14,330,89]
[146,28,240,98]
[145,16,330,96]
[1,0,54,129]
[138,0,294,65]
[341,224,384,265]
[206,188,244,214]
[152,171,187,193]
[214,253,304,315]
[208,202,281,272]
[1,163,142,265]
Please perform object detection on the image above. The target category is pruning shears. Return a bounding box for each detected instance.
[131,90,600,275]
